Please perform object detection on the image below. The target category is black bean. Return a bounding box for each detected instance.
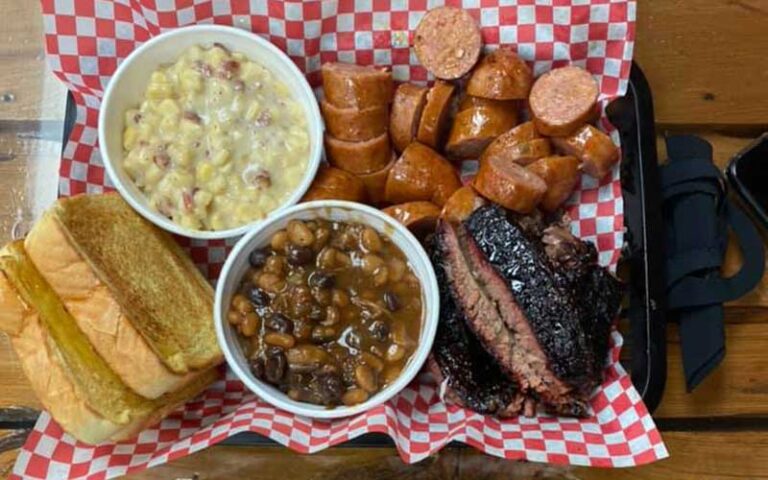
[368,320,390,342]
[309,304,326,321]
[345,329,362,350]
[309,271,335,289]
[248,287,271,307]
[266,313,293,334]
[265,351,287,383]
[315,372,344,405]
[248,248,270,268]
[250,357,265,379]
[383,291,401,312]
[286,245,313,266]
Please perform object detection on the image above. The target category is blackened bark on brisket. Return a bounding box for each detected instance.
[542,225,623,382]
[464,205,593,390]
[428,235,523,416]
[437,220,580,412]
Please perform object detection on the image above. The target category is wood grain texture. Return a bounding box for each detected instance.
[118,432,768,480]
[0,1,67,122]
[636,0,768,128]
[656,322,768,418]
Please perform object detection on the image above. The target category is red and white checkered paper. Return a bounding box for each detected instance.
[14,1,666,478]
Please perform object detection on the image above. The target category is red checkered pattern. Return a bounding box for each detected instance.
[13,1,665,478]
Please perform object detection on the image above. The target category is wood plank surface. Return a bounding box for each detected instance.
[0,1,66,122]
[636,0,768,128]
[111,432,768,480]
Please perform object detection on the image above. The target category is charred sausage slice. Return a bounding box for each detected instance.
[384,142,461,206]
[414,6,482,80]
[529,65,599,136]
[389,83,429,153]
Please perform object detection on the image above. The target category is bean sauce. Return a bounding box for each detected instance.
[229,219,423,407]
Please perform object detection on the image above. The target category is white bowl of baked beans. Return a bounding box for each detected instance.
[214,200,440,419]
[99,25,323,240]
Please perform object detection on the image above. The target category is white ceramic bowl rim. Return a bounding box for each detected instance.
[214,200,440,419]
[98,24,324,240]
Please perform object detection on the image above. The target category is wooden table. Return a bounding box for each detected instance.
[2,1,768,478]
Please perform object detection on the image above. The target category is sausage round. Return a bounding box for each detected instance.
[501,139,553,166]
[383,201,442,237]
[384,142,462,207]
[440,185,487,224]
[526,155,581,212]
[458,95,517,112]
[358,154,396,206]
[325,133,392,175]
[482,121,539,158]
[301,164,367,203]
[414,6,482,80]
[445,104,518,160]
[389,83,429,153]
[551,125,619,180]
[473,155,547,213]
[416,80,456,149]
[321,100,388,142]
[529,65,599,136]
[466,48,533,100]
[321,62,393,109]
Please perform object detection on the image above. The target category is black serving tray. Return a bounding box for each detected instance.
[57,61,666,447]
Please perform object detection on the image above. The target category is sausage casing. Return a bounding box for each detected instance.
[384,142,461,207]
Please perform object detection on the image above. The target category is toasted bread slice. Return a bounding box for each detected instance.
[50,194,221,373]
[0,242,218,444]
[24,212,200,399]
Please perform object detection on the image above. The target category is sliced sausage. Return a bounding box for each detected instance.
[414,6,482,80]
[529,65,599,136]
[466,48,533,100]
[302,164,366,203]
[325,133,392,175]
[445,104,518,160]
[416,80,456,149]
[499,139,553,166]
[321,62,393,109]
[390,84,429,153]
[551,124,620,180]
[384,142,461,207]
[440,185,487,224]
[321,100,388,142]
[526,155,581,212]
[458,95,517,112]
[482,121,539,158]
[383,201,441,238]
[473,155,546,213]
[358,154,396,206]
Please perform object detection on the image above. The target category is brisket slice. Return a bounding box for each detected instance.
[542,225,623,383]
[437,220,581,412]
[463,205,594,393]
[428,235,524,416]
